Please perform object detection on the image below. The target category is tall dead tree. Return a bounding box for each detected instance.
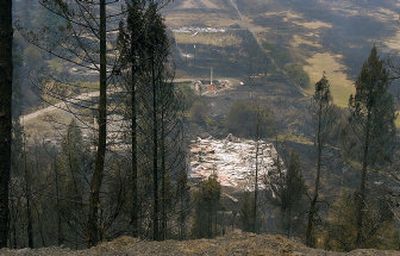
[22,133,34,248]
[52,155,63,246]
[117,0,146,237]
[159,73,186,240]
[119,0,184,241]
[305,74,332,247]
[142,3,169,240]
[349,46,396,248]
[250,98,270,233]
[0,0,13,248]
[253,104,262,233]
[87,0,107,246]
[19,0,121,246]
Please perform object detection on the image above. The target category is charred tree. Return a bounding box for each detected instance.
[87,0,107,246]
[117,0,146,237]
[305,74,332,247]
[349,46,396,248]
[0,0,12,248]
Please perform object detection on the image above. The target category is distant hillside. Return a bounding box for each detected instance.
[165,0,400,107]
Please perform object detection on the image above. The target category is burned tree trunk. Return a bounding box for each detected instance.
[306,75,332,247]
[53,157,63,246]
[151,55,159,241]
[0,0,13,248]
[88,0,108,247]
[130,62,139,237]
[23,134,33,248]
[355,111,371,247]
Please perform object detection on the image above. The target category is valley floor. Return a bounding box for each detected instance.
[1,231,398,256]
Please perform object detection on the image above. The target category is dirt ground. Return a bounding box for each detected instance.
[1,231,398,256]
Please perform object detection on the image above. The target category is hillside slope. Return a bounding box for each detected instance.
[165,0,400,107]
[1,232,398,256]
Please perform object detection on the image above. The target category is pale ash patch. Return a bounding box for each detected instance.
[189,135,282,189]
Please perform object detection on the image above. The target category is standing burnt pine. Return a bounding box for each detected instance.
[305,74,333,247]
[349,46,397,247]
[0,0,13,248]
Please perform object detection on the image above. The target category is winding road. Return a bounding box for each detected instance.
[20,91,100,124]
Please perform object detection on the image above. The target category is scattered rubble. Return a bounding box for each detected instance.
[172,26,226,34]
[189,134,281,189]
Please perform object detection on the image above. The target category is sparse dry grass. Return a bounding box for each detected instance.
[165,13,236,28]
[264,11,332,30]
[264,11,302,20]
[23,110,74,141]
[291,35,322,48]
[1,232,398,255]
[178,0,220,9]
[79,81,99,91]
[385,31,400,52]
[277,133,313,145]
[237,15,269,34]
[292,20,332,30]
[174,32,242,47]
[367,7,398,23]
[303,53,355,107]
